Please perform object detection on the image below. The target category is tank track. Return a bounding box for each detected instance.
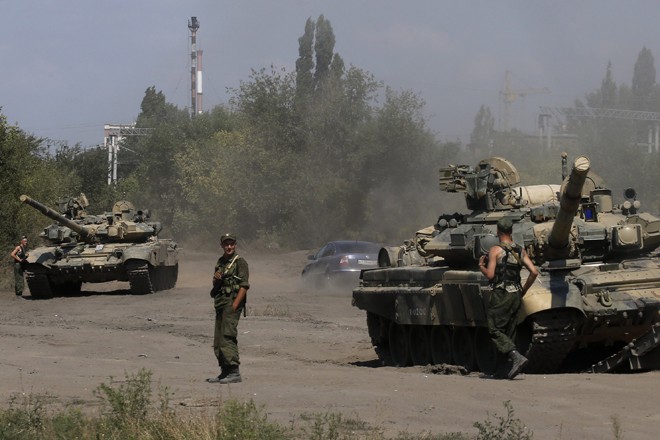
[150,264,178,291]
[366,313,393,365]
[24,270,53,299]
[126,262,154,295]
[363,309,578,373]
[522,312,578,374]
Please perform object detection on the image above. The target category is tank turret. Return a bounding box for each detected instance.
[353,153,660,375]
[20,194,161,244]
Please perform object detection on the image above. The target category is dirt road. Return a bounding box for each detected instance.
[1,249,658,439]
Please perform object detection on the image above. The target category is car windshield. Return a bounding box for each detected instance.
[334,242,380,254]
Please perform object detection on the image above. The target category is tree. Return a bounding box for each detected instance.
[295,17,315,100]
[229,66,299,152]
[632,46,656,110]
[52,144,117,211]
[136,86,187,127]
[313,14,335,87]
[0,111,79,258]
[600,62,617,107]
[469,105,495,151]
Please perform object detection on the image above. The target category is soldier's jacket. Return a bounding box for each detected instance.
[213,254,250,299]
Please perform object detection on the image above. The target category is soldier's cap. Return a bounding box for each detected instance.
[497,217,513,233]
[220,233,237,244]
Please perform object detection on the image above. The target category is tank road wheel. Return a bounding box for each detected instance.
[388,322,411,367]
[126,261,154,295]
[409,326,431,366]
[430,326,453,365]
[474,327,498,375]
[452,327,476,372]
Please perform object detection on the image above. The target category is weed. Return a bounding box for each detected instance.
[473,400,533,440]
[394,432,470,440]
[0,371,553,440]
[92,367,172,433]
[0,392,48,439]
[215,399,288,440]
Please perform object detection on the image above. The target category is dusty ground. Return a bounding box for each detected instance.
[1,248,658,439]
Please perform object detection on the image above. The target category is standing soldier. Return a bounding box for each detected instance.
[10,236,29,297]
[207,233,249,384]
[479,218,538,379]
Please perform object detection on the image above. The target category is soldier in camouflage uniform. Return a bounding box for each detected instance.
[207,233,249,384]
[479,218,538,379]
[10,236,29,297]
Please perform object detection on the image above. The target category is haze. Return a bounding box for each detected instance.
[1,0,657,147]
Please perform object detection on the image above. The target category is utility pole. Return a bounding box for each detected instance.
[104,124,153,185]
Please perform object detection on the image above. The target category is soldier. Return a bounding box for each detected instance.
[207,233,249,384]
[479,218,538,379]
[10,236,29,297]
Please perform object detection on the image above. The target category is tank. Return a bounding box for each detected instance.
[352,154,660,373]
[20,194,179,298]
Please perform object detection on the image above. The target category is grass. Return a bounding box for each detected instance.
[0,369,627,440]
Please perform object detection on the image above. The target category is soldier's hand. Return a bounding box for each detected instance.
[213,270,223,280]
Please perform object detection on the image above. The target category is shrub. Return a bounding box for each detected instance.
[473,401,533,440]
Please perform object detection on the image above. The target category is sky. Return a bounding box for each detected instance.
[1,0,659,148]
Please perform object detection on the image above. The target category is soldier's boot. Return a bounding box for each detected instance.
[206,367,229,383]
[219,366,242,384]
[506,350,528,380]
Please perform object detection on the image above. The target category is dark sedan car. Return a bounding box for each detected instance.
[301,240,382,289]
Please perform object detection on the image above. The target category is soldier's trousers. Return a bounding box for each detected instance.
[213,294,243,367]
[486,287,521,355]
[14,263,24,296]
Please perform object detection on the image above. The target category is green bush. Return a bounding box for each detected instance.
[473,401,533,440]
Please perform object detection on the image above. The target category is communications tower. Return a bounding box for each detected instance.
[188,16,203,116]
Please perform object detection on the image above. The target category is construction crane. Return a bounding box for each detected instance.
[500,70,550,132]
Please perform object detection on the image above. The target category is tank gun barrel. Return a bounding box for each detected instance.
[547,156,590,250]
[20,194,90,239]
